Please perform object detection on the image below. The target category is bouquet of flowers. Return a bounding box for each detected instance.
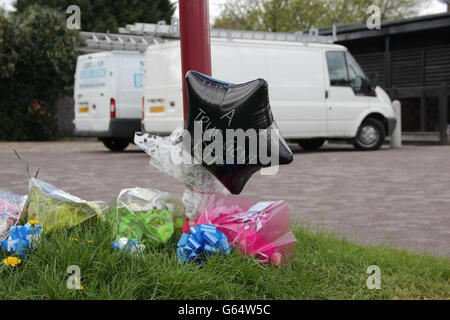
[25,178,108,233]
[112,187,184,245]
[196,192,296,265]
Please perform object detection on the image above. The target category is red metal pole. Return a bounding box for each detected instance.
[179,0,212,122]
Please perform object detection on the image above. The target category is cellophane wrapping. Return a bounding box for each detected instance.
[112,187,185,245]
[24,178,108,233]
[196,192,296,265]
[0,190,26,241]
[134,127,228,220]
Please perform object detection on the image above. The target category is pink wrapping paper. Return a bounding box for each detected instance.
[0,192,24,241]
[0,200,20,224]
[196,193,296,265]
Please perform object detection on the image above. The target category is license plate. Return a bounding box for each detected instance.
[150,106,164,113]
[79,107,89,113]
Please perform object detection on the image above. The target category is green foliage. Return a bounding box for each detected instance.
[15,0,176,33]
[214,0,432,32]
[0,6,81,140]
[0,221,448,299]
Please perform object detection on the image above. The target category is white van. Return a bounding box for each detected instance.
[142,39,396,150]
[74,51,145,151]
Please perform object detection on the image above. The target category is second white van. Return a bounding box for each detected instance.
[142,39,396,151]
[74,51,145,151]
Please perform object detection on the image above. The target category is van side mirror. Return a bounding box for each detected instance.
[368,73,378,96]
[370,73,378,90]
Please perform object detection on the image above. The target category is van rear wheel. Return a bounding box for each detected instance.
[297,138,325,150]
[353,118,385,151]
[102,138,129,152]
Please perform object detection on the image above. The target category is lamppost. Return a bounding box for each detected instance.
[179,0,212,123]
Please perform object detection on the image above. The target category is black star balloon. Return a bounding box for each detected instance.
[184,70,293,194]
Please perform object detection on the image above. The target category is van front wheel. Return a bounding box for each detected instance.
[297,138,325,150]
[102,138,129,152]
[353,118,385,151]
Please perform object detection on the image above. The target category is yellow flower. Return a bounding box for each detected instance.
[327,250,333,254]
[72,277,84,290]
[28,220,40,225]
[87,240,93,244]
[71,238,79,242]
[3,256,22,267]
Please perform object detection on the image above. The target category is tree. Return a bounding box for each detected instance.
[14,0,175,33]
[213,0,432,32]
[0,6,81,140]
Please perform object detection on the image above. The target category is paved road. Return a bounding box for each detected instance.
[0,140,449,256]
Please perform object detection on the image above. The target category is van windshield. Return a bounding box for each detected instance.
[345,52,368,91]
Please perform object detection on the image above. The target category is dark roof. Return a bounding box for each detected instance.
[320,12,450,41]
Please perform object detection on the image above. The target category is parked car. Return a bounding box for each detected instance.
[73,51,145,151]
[142,39,396,150]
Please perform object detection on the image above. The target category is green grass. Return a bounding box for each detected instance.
[0,220,448,300]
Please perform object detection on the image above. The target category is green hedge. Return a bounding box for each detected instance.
[0,5,81,140]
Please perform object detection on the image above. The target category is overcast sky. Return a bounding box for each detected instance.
[1,0,448,22]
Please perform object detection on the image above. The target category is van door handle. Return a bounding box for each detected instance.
[325,90,329,99]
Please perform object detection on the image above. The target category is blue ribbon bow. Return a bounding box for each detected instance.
[0,223,42,258]
[112,237,145,255]
[176,224,231,264]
